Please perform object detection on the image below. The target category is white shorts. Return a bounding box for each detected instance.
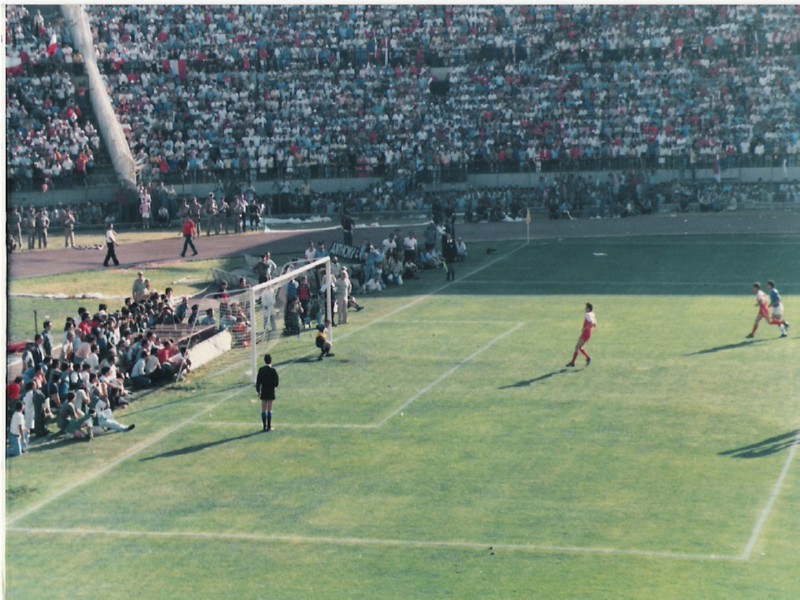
[771,303,783,319]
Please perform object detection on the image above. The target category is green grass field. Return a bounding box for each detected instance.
[5,235,800,599]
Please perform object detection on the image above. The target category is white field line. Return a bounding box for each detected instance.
[200,421,374,430]
[209,242,530,384]
[375,322,524,427]
[209,243,530,377]
[16,240,772,563]
[338,242,530,340]
[741,438,798,560]
[522,237,800,247]
[7,526,743,562]
[7,243,528,525]
[377,319,518,326]
[6,387,242,526]
[199,322,524,431]
[460,280,754,287]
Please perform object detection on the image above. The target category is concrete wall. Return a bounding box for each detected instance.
[9,169,799,210]
[468,166,800,189]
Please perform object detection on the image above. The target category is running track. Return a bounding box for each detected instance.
[8,211,800,280]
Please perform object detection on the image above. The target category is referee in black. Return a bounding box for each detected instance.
[256,353,279,432]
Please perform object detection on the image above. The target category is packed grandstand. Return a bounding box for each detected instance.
[7,4,800,199]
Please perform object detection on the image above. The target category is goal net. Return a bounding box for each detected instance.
[245,256,333,381]
[169,256,332,384]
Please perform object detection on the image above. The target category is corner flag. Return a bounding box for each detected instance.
[525,208,532,225]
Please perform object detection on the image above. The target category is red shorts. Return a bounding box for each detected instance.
[580,331,592,343]
[758,306,769,319]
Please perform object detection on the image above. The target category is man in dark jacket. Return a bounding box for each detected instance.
[255,353,279,432]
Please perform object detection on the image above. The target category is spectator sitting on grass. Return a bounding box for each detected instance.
[384,255,403,285]
[130,350,152,389]
[420,247,443,269]
[156,340,191,381]
[92,393,135,434]
[99,365,129,408]
[364,268,386,293]
[232,316,251,347]
[145,346,164,383]
[455,238,467,261]
[57,391,94,441]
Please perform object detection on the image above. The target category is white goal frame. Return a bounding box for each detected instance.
[247,256,332,382]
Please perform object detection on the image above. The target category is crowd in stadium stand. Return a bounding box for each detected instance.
[80,4,800,183]
[5,5,800,195]
[5,6,100,192]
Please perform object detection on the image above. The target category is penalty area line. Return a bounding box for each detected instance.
[375,322,524,427]
[212,242,530,379]
[741,437,798,560]
[198,421,374,430]
[7,526,742,562]
[197,322,525,431]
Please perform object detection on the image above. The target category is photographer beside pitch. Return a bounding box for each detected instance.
[256,353,279,432]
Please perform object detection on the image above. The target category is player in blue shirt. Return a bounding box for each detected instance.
[766,280,789,337]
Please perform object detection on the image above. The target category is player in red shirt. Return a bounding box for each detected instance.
[180,217,198,257]
[746,282,772,338]
[566,303,597,367]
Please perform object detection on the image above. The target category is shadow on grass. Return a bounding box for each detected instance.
[499,367,580,389]
[125,395,188,416]
[140,431,263,462]
[25,428,123,454]
[24,435,82,454]
[275,356,317,366]
[124,382,252,416]
[684,339,768,356]
[719,430,799,459]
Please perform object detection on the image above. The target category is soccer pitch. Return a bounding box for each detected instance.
[6,235,799,599]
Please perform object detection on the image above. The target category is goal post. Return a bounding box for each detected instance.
[246,256,332,382]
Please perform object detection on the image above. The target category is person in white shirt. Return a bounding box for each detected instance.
[304,241,316,262]
[144,350,162,382]
[382,233,397,255]
[335,270,352,325]
[21,382,37,447]
[100,364,128,402]
[328,255,342,278]
[403,231,418,263]
[130,352,152,388]
[8,402,28,457]
[79,363,93,388]
[455,237,468,260]
[84,344,100,371]
[103,223,120,267]
[93,396,135,433]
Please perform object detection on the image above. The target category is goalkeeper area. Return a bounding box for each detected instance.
[5,233,800,599]
[184,256,332,381]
